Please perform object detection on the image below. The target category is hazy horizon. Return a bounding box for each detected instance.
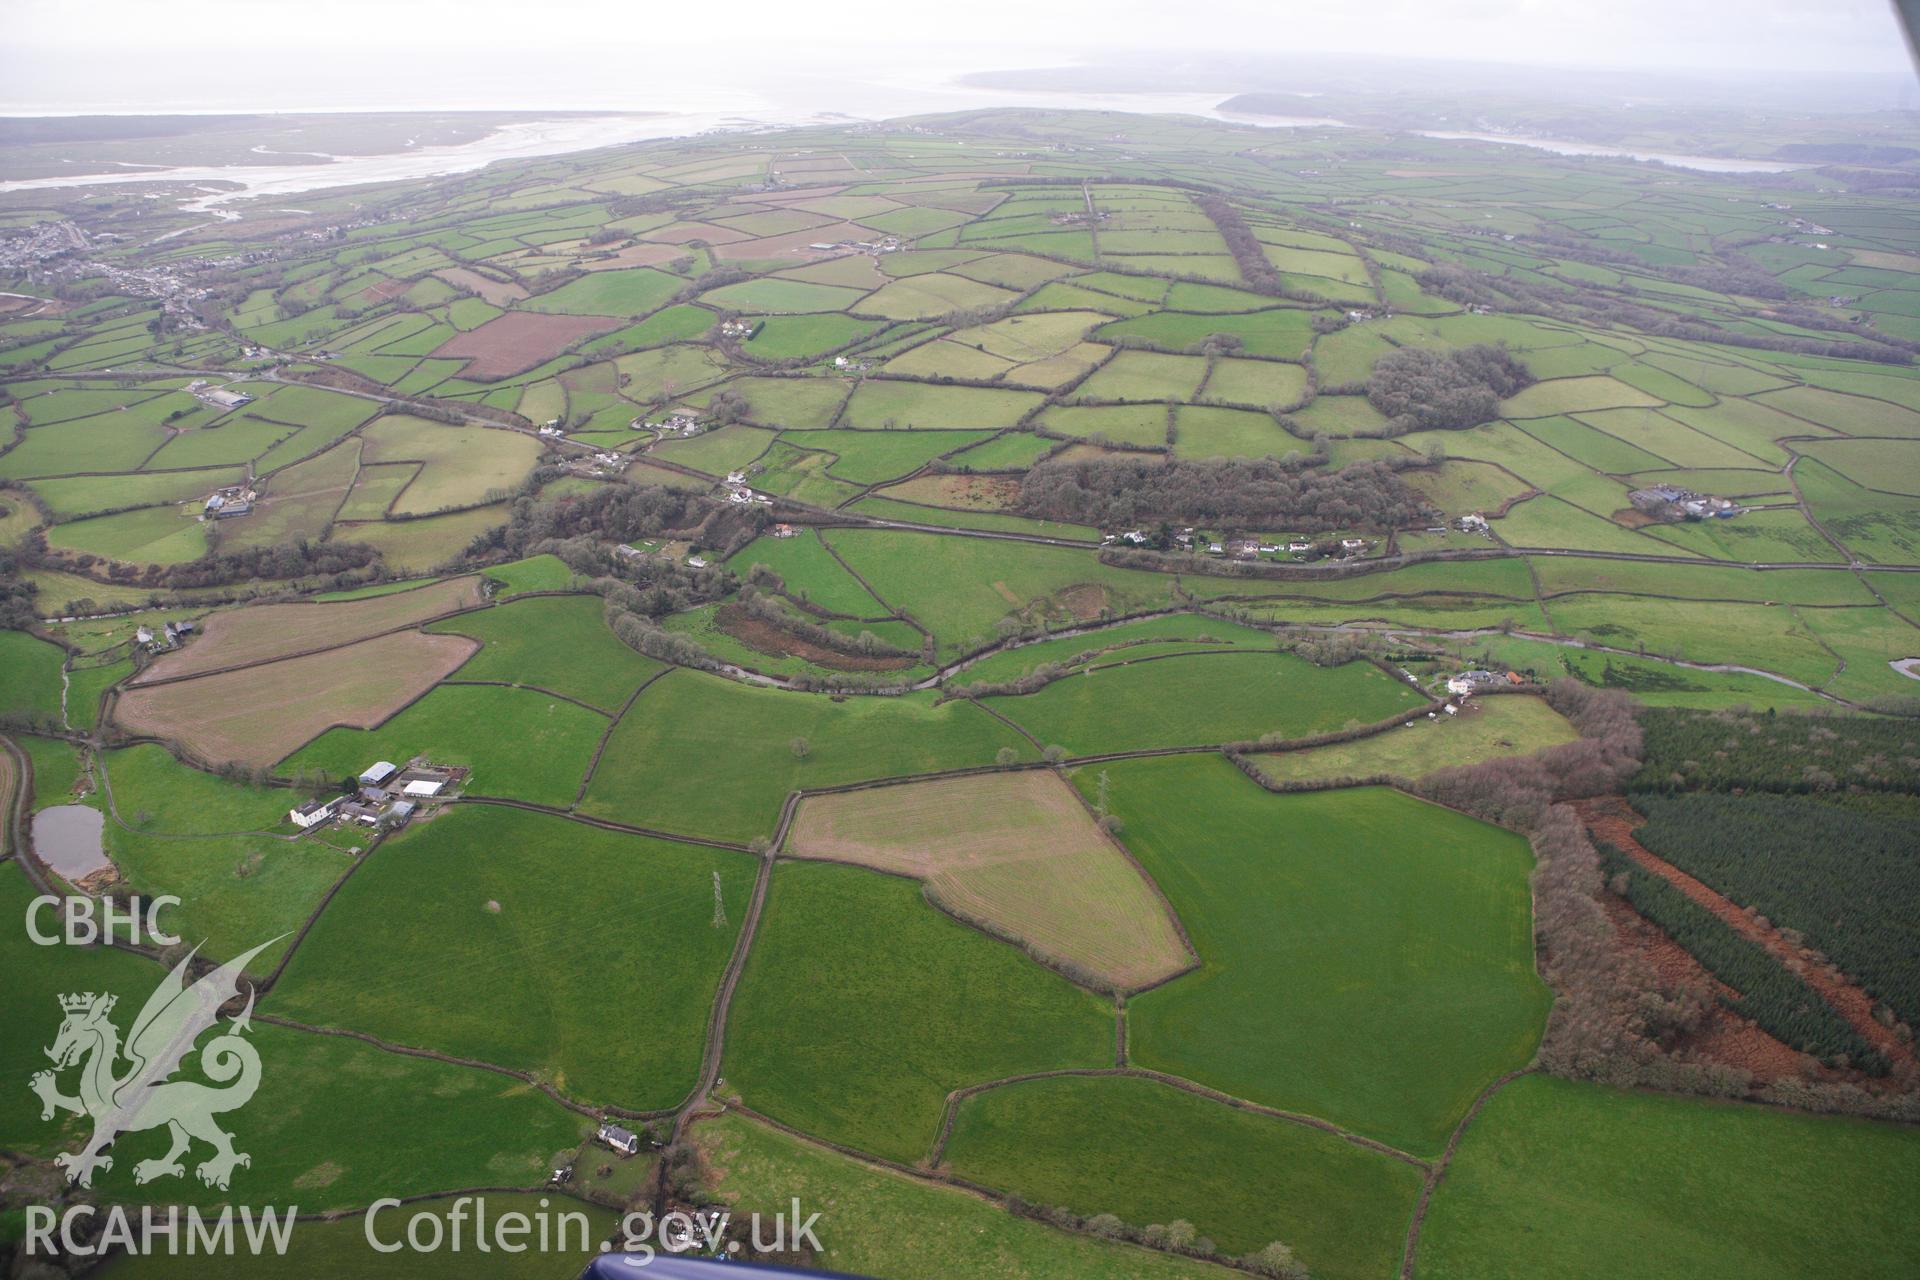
[3,0,1914,117]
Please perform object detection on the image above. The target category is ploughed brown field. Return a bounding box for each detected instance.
[134,576,483,683]
[113,630,478,768]
[786,769,1192,991]
[430,311,624,379]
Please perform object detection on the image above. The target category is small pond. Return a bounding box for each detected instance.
[32,804,112,881]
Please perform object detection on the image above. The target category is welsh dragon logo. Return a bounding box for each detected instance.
[31,938,280,1191]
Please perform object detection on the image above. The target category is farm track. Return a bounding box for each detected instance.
[2,735,59,898]
[671,791,795,1143]
[0,735,25,862]
[1574,796,1915,1071]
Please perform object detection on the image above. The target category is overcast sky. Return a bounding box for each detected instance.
[3,0,1912,113]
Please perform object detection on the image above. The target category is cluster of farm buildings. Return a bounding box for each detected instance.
[132,619,195,654]
[1628,485,1744,521]
[287,759,458,831]
[202,483,256,519]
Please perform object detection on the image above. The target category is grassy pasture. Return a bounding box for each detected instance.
[217,437,359,552]
[580,671,1033,842]
[29,465,246,518]
[102,742,291,835]
[108,1194,615,1279]
[286,682,606,807]
[1576,407,1767,469]
[1500,376,1666,417]
[728,530,889,616]
[704,278,868,313]
[692,1112,1226,1280]
[1757,384,1920,437]
[782,427,990,483]
[65,657,132,732]
[1641,508,1837,563]
[1797,437,1920,496]
[427,593,664,711]
[1495,495,1683,556]
[743,313,885,359]
[840,381,1043,430]
[1202,356,1308,407]
[821,529,1178,654]
[104,823,351,975]
[1038,403,1168,446]
[856,272,1017,320]
[952,311,1105,361]
[1094,309,1314,359]
[273,805,752,1107]
[1088,757,1547,1156]
[942,1074,1423,1277]
[882,338,1015,381]
[1075,350,1207,401]
[1171,404,1292,459]
[1546,594,1838,686]
[359,416,542,514]
[956,613,1276,685]
[942,430,1058,469]
[787,770,1190,990]
[651,424,778,473]
[723,860,1112,1164]
[1,863,590,1213]
[1795,458,1920,565]
[522,266,680,316]
[988,651,1420,755]
[1252,695,1577,785]
[45,504,208,566]
[726,376,850,430]
[1416,1075,1920,1280]
[331,502,509,573]
[0,628,68,722]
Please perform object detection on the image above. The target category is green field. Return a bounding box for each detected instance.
[523,266,680,316]
[10,101,1920,1275]
[1082,757,1548,1156]
[723,861,1111,1163]
[1417,1075,1920,1280]
[988,651,1421,753]
[840,380,1043,430]
[580,671,1032,841]
[1253,695,1578,784]
[693,1112,1228,1280]
[943,1074,1424,1277]
[102,742,291,834]
[105,1194,617,1279]
[0,628,65,723]
[820,529,1180,655]
[284,683,607,806]
[272,805,752,1107]
[0,863,588,1211]
[427,594,664,711]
